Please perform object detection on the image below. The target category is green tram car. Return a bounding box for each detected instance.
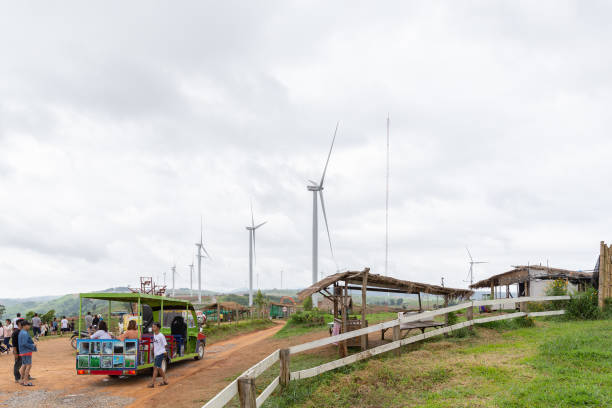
[75,292,205,376]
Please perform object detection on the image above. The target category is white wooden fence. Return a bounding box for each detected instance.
[202,296,569,408]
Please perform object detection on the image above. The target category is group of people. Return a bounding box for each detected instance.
[1,310,169,388]
[0,316,38,386]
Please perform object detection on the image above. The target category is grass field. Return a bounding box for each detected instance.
[202,319,276,344]
[261,318,612,408]
[274,312,398,339]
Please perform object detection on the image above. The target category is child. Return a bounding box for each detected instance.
[18,321,37,386]
[148,322,168,388]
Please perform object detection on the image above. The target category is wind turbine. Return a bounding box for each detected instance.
[188,255,195,297]
[246,201,266,307]
[307,122,339,303]
[466,247,487,287]
[195,217,211,304]
[171,264,177,297]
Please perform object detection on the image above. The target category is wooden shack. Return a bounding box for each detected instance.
[298,268,473,355]
[202,301,250,323]
[269,296,299,318]
[470,265,593,311]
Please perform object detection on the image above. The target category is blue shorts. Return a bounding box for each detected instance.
[154,354,165,368]
[21,355,32,365]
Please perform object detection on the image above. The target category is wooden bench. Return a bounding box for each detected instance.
[381,320,445,340]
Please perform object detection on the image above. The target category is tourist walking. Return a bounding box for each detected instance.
[52,318,58,335]
[3,319,12,351]
[18,321,37,386]
[0,322,5,354]
[31,313,42,340]
[60,316,69,336]
[148,322,168,388]
[85,312,93,334]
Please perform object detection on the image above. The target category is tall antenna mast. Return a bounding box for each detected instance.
[385,115,390,279]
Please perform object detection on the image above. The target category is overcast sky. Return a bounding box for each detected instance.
[1,1,611,298]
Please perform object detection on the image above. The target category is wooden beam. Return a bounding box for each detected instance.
[345,285,409,294]
[418,292,422,312]
[341,281,348,357]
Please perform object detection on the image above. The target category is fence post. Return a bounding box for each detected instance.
[279,348,290,388]
[238,376,257,408]
[443,295,449,337]
[466,302,474,332]
[392,323,401,356]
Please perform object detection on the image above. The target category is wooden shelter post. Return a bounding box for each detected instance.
[333,283,339,319]
[217,302,221,327]
[340,280,348,357]
[418,292,422,312]
[361,268,368,351]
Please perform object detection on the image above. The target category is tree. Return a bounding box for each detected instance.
[41,309,56,324]
[0,304,5,319]
[254,290,268,318]
[26,311,35,321]
[303,296,313,311]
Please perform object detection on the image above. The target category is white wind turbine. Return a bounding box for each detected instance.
[246,202,266,307]
[307,122,339,302]
[466,247,487,287]
[188,255,195,297]
[195,217,211,304]
[171,264,177,297]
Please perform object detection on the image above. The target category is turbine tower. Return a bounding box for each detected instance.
[171,264,177,297]
[195,217,211,304]
[466,247,487,287]
[307,122,339,303]
[246,202,266,307]
[188,255,195,297]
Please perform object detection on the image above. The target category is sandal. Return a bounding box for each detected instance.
[160,381,168,386]
[21,382,34,387]
[147,384,155,388]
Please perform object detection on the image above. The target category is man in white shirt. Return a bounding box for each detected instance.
[148,322,168,388]
[60,316,69,336]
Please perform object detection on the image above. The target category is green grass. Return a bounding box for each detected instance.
[274,312,398,339]
[261,318,612,408]
[202,319,276,344]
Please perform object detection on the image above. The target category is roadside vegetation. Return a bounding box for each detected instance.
[202,319,276,344]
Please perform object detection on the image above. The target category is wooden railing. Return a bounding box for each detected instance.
[202,295,569,408]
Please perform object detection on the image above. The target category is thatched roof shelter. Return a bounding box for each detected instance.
[298,270,473,301]
[202,301,249,311]
[470,265,593,289]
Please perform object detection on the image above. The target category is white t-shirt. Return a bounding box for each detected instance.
[153,332,167,357]
[4,323,12,337]
[61,319,69,329]
[90,330,112,340]
[0,326,4,338]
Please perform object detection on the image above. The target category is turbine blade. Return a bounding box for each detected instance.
[254,221,267,229]
[319,190,334,260]
[466,246,473,262]
[308,179,318,186]
[320,121,339,187]
[202,246,212,260]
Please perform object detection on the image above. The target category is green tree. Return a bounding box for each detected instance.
[254,290,268,318]
[303,296,313,311]
[41,309,56,324]
[0,304,5,319]
[26,311,35,321]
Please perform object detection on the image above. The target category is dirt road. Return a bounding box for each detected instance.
[0,323,328,408]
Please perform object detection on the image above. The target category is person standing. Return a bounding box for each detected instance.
[4,319,12,351]
[52,318,58,335]
[84,312,93,334]
[11,319,23,383]
[60,316,69,336]
[31,314,42,340]
[0,322,5,354]
[12,313,21,326]
[148,322,168,388]
[92,314,100,329]
[18,321,36,386]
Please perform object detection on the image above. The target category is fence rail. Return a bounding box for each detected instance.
[202,295,569,408]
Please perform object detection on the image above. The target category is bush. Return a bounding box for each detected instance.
[288,310,326,326]
[566,289,600,320]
